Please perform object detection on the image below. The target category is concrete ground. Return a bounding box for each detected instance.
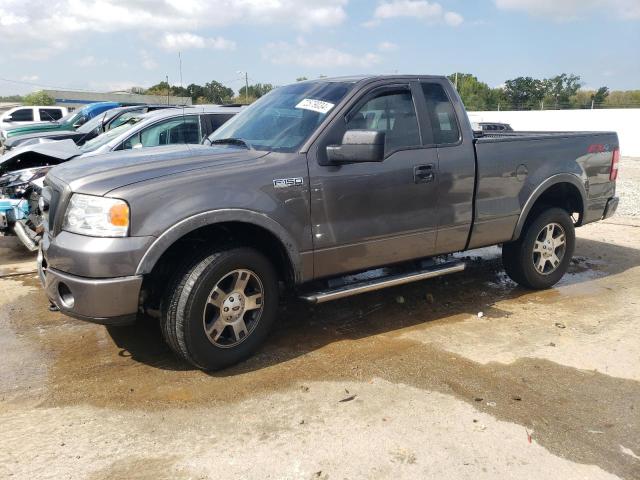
[1,159,639,480]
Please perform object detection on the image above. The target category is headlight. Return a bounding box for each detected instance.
[62,193,130,237]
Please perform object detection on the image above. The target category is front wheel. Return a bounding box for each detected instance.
[161,247,279,370]
[502,208,576,289]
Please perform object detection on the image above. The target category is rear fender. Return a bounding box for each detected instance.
[511,173,587,241]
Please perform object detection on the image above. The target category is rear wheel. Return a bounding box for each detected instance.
[502,208,575,289]
[161,247,279,370]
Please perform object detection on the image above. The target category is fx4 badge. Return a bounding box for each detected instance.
[273,177,304,189]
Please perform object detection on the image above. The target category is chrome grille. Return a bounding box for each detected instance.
[42,178,62,233]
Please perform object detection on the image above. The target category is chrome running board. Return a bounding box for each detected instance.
[300,261,465,304]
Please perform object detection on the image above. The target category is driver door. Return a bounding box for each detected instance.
[307,82,440,279]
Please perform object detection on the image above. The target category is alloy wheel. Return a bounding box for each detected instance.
[532,222,567,275]
[202,269,264,348]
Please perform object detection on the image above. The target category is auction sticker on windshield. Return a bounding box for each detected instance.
[295,99,335,114]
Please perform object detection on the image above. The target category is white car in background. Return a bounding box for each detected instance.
[0,106,69,130]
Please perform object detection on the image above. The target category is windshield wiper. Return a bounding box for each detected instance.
[209,137,253,149]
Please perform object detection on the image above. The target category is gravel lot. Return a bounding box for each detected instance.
[617,157,640,217]
[1,160,639,480]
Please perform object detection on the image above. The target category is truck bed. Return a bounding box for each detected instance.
[469,130,618,250]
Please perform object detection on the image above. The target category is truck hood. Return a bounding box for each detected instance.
[0,140,82,175]
[47,144,269,196]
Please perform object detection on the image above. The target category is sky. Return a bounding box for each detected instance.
[0,0,639,96]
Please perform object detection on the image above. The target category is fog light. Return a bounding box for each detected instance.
[57,282,75,308]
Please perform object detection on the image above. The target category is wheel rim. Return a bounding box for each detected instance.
[532,222,567,275]
[202,269,264,348]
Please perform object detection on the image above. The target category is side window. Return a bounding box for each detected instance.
[39,108,63,121]
[207,114,234,133]
[123,116,201,150]
[121,133,140,150]
[346,89,420,155]
[10,108,34,122]
[109,110,142,130]
[421,83,460,145]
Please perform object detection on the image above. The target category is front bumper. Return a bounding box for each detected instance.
[603,196,619,220]
[38,248,142,325]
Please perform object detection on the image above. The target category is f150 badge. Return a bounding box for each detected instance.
[273,177,304,189]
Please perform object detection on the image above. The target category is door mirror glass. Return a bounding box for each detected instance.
[326,130,385,163]
[72,116,87,128]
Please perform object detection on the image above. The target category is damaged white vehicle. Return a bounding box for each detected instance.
[0,105,240,250]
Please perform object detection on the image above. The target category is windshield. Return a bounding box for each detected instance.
[207,81,354,152]
[78,118,141,153]
[60,109,85,127]
[57,111,76,124]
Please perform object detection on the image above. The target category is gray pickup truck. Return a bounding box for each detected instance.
[37,75,620,370]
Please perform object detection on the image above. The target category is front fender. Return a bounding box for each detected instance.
[136,208,303,281]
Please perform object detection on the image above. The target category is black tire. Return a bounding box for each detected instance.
[161,247,279,370]
[502,208,575,289]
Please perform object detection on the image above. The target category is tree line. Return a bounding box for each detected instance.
[447,72,640,111]
[142,81,275,105]
[3,74,639,110]
[139,73,640,110]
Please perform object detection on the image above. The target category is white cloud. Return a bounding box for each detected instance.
[0,8,27,26]
[262,41,381,68]
[0,0,348,58]
[444,11,464,26]
[370,0,464,26]
[88,80,146,93]
[160,33,236,52]
[494,0,640,20]
[77,55,107,67]
[20,74,39,82]
[378,41,398,52]
[140,50,158,70]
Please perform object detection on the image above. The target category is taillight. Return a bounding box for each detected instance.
[610,148,620,181]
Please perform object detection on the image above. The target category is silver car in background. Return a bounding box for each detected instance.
[0,104,242,250]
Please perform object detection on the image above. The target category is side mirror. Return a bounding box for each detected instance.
[73,117,87,128]
[326,130,385,164]
[4,116,13,122]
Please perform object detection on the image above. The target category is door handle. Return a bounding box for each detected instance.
[414,164,435,183]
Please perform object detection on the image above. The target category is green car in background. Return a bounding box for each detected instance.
[0,101,120,145]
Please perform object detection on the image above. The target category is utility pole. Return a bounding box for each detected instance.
[454,72,458,90]
[244,71,249,104]
[166,75,169,105]
[237,71,250,104]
